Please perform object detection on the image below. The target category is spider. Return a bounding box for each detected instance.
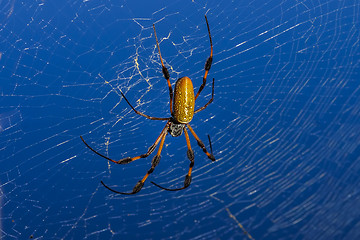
[80,15,215,195]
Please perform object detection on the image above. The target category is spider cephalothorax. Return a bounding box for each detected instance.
[168,119,185,137]
[81,15,215,195]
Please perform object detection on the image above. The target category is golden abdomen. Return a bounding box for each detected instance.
[172,77,195,123]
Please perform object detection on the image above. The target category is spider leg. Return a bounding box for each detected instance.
[195,15,213,100]
[153,24,174,114]
[186,124,215,161]
[80,122,170,165]
[120,90,170,121]
[151,127,194,191]
[102,129,168,195]
[207,134,214,155]
[81,136,120,164]
[194,78,214,114]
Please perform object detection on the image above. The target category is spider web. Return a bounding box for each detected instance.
[1,0,360,239]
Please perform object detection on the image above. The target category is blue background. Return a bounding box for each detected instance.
[1,0,360,239]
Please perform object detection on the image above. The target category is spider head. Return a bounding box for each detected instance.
[168,120,185,137]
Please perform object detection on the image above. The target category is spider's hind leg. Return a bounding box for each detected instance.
[120,90,170,121]
[195,15,213,100]
[153,23,174,114]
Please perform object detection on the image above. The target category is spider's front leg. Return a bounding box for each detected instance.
[151,127,194,191]
[101,123,169,195]
[80,122,169,165]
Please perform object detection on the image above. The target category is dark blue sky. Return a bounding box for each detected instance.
[1,0,360,239]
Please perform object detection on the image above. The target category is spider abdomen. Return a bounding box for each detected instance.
[173,76,195,124]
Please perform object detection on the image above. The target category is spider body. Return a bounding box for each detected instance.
[81,15,215,195]
[168,76,195,137]
[168,120,185,137]
[172,76,195,124]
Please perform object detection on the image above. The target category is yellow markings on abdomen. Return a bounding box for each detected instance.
[173,77,195,123]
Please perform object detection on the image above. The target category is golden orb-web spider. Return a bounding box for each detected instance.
[80,15,215,195]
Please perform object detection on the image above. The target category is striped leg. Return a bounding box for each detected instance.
[102,129,167,195]
[195,15,213,100]
[80,122,169,165]
[120,91,170,121]
[151,127,195,191]
[194,78,215,113]
[186,124,215,161]
[153,24,174,114]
